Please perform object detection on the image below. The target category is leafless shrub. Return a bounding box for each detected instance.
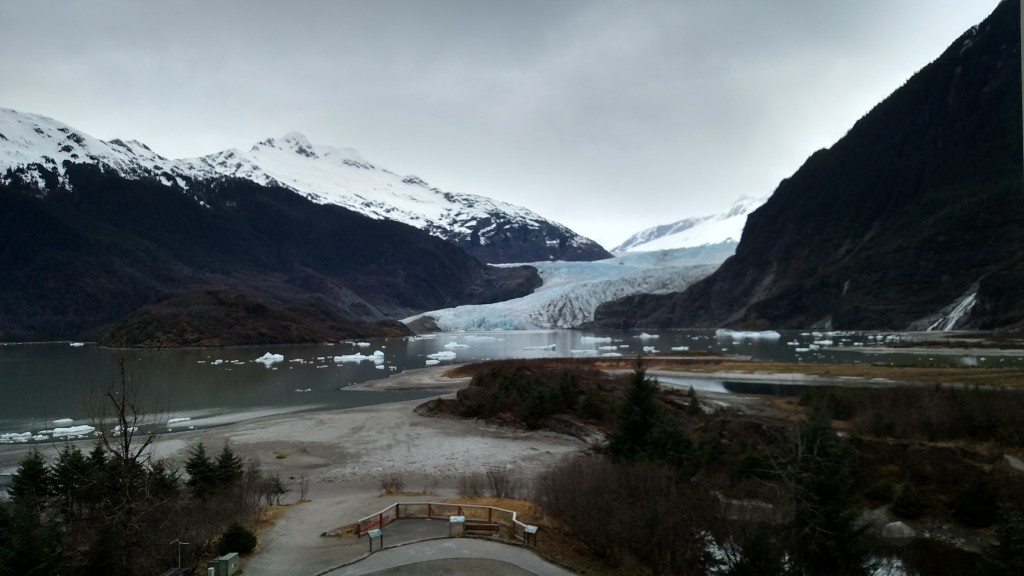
[421,476,440,495]
[458,471,486,498]
[534,454,714,574]
[298,474,310,500]
[486,466,521,499]
[378,472,405,494]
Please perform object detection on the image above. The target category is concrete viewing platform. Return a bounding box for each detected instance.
[314,518,575,576]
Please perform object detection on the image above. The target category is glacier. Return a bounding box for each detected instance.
[403,244,734,331]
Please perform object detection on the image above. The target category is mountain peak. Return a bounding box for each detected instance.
[253,132,318,158]
[614,195,766,252]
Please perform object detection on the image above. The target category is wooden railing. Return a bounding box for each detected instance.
[355,502,537,544]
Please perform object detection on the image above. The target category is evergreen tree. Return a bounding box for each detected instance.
[51,443,91,521]
[982,508,1024,576]
[608,357,662,461]
[215,442,244,488]
[185,442,218,498]
[607,357,691,467]
[784,410,873,576]
[8,448,51,513]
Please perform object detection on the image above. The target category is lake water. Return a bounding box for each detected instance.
[2,329,1020,439]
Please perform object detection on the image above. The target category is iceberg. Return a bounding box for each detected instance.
[255,352,285,366]
[523,344,556,351]
[52,425,96,437]
[334,353,376,363]
[715,329,782,340]
[0,432,33,444]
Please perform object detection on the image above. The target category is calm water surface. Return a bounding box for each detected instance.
[2,329,1018,437]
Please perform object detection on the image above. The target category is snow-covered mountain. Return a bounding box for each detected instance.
[0,108,609,263]
[613,196,766,252]
[404,243,735,331]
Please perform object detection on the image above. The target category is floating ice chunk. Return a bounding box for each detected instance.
[425,359,440,366]
[334,353,375,363]
[670,346,689,352]
[715,329,782,340]
[69,342,84,347]
[580,336,612,344]
[601,352,623,357]
[812,339,834,346]
[794,348,811,353]
[167,417,191,425]
[295,388,313,392]
[444,342,469,349]
[0,432,33,444]
[638,332,660,339]
[52,425,96,437]
[53,418,74,426]
[255,352,284,366]
[466,335,499,341]
[212,359,224,365]
[523,344,556,351]
[598,345,618,351]
[571,349,598,355]
[643,346,658,353]
[356,342,371,347]
[427,350,457,361]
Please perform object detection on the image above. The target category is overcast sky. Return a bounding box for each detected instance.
[0,1,1000,249]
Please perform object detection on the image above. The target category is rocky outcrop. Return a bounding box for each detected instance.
[593,0,1023,331]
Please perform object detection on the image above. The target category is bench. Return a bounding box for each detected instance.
[464,522,500,536]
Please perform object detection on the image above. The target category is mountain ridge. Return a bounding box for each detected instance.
[0,162,541,344]
[613,196,766,253]
[0,108,610,263]
[591,0,1023,332]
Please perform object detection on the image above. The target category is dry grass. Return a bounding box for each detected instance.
[448,355,1024,389]
[656,358,1024,388]
[446,496,630,576]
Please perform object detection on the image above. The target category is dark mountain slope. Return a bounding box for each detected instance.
[0,165,540,343]
[592,0,1023,331]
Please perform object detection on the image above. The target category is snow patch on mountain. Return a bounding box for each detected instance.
[404,244,734,331]
[0,108,606,262]
[613,196,767,252]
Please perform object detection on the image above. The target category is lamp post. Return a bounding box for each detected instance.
[170,538,190,569]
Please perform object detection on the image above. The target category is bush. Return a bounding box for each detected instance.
[891,483,924,519]
[218,522,257,555]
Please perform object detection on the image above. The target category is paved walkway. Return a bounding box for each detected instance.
[309,519,575,576]
[322,537,575,576]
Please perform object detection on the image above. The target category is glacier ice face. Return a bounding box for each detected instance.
[404,245,733,331]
